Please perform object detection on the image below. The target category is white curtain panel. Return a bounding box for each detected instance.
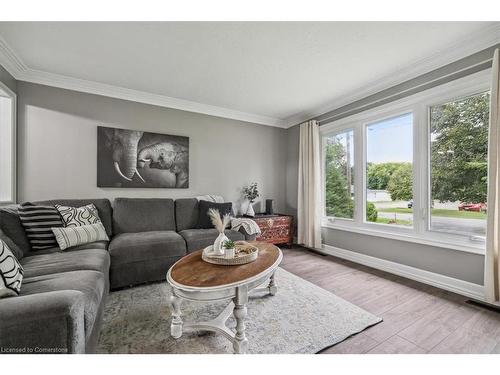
[485,48,500,303]
[297,120,322,249]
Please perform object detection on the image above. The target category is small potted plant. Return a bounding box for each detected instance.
[242,182,259,217]
[223,239,236,259]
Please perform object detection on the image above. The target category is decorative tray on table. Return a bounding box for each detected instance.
[202,241,259,265]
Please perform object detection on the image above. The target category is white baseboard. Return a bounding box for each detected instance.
[320,244,485,301]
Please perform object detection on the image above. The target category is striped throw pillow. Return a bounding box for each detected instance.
[52,223,109,250]
[0,238,24,298]
[18,203,64,250]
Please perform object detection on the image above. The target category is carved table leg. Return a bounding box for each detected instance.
[170,292,183,339]
[268,272,278,296]
[232,286,249,354]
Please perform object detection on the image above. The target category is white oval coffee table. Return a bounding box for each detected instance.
[166,242,283,354]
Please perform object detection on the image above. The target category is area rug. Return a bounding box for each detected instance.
[97,268,381,354]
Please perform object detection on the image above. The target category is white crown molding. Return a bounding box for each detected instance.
[321,244,485,301]
[284,22,500,128]
[1,23,499,130]
[0,36,286,128]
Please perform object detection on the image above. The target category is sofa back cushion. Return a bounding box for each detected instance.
[0,205,31,257]
[113,198,175,234]
[175,198,199,232]
[34,199,113,237]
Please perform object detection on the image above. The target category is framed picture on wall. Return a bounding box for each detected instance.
[97,126,189,188]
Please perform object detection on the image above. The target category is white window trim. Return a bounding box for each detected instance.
[0,81,17,206]
[320,69,491,255]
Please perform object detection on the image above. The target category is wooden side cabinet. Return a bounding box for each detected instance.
[251,214,293,247]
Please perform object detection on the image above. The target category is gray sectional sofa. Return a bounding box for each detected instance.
[0,197,253,354]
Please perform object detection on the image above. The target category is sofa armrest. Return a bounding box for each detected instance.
[237,227,257,241]
[0,290,86,354]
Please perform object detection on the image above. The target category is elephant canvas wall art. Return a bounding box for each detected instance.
[97,126,189,188]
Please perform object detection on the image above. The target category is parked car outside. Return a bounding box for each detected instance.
[458,202,487,212]
[407,200,413,209]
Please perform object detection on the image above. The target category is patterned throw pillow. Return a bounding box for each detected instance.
[0,239,24,298]
[55,204,102,227]
[18,202,64,250]
[52,223,109,251]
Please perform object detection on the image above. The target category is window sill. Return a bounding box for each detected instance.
[321,222,485,255]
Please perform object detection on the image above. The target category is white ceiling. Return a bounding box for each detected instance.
[0,22,499,127]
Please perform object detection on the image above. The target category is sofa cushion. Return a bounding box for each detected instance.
[34,199,113,237]
[113,198,176,234]
[196,200,233,229]
[20,270,105,340]
[24,241,109,257]
[0,205,31,256]
[109,231,186,265]
[175,198,199,232]
[21,249,110,279]
[179,228,244,252]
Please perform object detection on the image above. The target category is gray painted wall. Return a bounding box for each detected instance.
[285,123,485,285]
[322,228,484,285]
[0,64,16,94]
[16,81,287,214]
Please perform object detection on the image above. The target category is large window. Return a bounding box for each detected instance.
[324,130,354,219]
[0,83,16,205]
[321,71,491,252]
[429,92,489,239]
[366,113,413,226]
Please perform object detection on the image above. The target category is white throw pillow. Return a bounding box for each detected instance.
[55,203,101,227]
[52,223,109,250]
[0,239,24,298]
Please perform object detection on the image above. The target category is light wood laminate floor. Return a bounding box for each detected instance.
[280,246,500,354]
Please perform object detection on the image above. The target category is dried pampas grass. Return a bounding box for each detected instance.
[208,208,230,233]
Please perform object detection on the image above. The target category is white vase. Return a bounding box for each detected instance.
[245,201,255,217]
[213,232,229,255]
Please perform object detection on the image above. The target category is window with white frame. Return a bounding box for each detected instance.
[0,83,16,205]
[323,130,354,219]
[429,92,489,239]
[365,113,413,227]
[321,71,491,252]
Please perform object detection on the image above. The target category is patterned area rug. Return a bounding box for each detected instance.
[97,268,381,354]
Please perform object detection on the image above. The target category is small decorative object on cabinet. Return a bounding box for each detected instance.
[265,199,274,215]
[252,214,293,248]
[242,182,259,217]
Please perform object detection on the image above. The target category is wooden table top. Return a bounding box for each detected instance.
[169,242,282,289]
